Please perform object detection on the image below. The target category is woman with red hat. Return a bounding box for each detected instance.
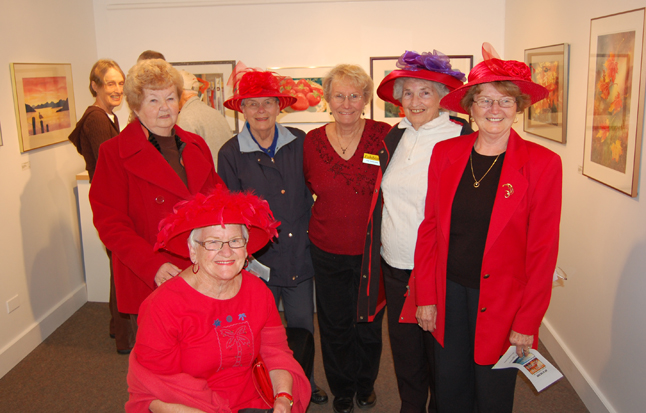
[126,186,311,413]
[358,50,472,413]
[218,69,327,405]
[401,44,562,412]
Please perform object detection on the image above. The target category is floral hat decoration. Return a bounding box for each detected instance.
[440,43,549,114]
[154,185,280,258]
[377,50,467,106]
[224,67,297,113]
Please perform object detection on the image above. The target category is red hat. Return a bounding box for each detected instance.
[377,50,466,107]
[154,185,280,258]
[224,69,296,113]
[440,43,549,114]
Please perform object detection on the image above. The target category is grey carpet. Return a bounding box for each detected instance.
[0,302,588,412]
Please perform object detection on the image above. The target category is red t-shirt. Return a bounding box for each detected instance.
[304,119,390,255]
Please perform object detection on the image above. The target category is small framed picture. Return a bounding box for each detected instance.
[523,43,570,143]
[270,66,333,124]
[170,60,239,134]
[10,63,77,152]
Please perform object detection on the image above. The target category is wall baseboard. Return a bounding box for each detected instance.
[540,320,614,413]
[0,285,87,378]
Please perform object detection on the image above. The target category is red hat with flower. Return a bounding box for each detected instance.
[224,67,297,113]
[440,43,549,114]
[154,185,280,258]
[377,50,466,107]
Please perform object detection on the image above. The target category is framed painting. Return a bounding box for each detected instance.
[10,63,77,152]
[170,60,239,134]
[370,55,473,126]
[524,43,570,143]
[583,8,646,197]
[269,66,332,123]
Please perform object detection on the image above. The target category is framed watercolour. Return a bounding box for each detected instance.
[10,63,77,152]
[270,66,333,123]
[370,55,473,126]
[524,43,570,143]
[582,8,646,197]
[170,60,239,134]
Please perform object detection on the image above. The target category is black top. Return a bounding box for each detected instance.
[447,148,505,289]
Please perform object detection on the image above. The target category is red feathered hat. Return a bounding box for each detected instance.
[224,69,296,113]
[377,50,466,107]
[154,185,280,258]
[440,43,549,114]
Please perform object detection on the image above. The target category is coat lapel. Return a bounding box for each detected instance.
[119,122,199,199]
[483,130,529,255]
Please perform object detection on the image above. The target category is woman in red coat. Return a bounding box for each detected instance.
[402,44,562,412]
[90,59,224,332]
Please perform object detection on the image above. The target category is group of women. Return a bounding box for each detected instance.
[74,42,561,413]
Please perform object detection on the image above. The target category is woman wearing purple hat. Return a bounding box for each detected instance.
[401,44,562,412]
[358,50,471,413]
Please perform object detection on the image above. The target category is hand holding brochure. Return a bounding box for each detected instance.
[493,346,563,392]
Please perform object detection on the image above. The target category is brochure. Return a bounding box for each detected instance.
[246,256,271,282]
[493,346,563,392]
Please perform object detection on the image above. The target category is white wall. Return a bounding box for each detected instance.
[505,1,646,412]
[92,0,506,132]
[0,0,96,377]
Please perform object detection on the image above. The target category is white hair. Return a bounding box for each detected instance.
[392,78,449,103]
[188,224,249,249]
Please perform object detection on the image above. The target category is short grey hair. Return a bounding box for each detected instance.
[188,224,249,249]
[392,78,449,103]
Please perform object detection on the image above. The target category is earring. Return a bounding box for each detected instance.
[192,262,199,274]
[243,258,249,269]
[513,116,519,124]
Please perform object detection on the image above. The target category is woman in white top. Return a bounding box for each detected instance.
[358,50,472,413]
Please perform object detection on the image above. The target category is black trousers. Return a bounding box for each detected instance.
[434,279,517,413]
[382,259,436,413]
[310,243,384,399]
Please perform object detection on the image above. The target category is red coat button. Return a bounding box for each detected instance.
[155,196,164,204]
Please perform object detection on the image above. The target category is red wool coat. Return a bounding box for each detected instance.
[89,120,224,314]
[401,129,562,365]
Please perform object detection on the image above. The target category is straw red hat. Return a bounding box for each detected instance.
[224,69,297,113]
[377,50,466,107]
[154,185,280,258]
[440,43,549,114]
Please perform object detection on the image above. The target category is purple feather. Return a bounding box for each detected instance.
[396,50,466,82]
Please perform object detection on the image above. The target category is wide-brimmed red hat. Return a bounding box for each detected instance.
[224,69,296,113]
[377,50,466,107]
[154,185,280,258]
[440,43,549,114]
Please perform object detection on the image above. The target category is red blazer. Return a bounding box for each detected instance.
[401,129,562,365]
[89,120,224,314]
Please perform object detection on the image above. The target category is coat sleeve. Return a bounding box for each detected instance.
[90,144,168,289]
[512,152,562,335]
[216,139,242,192]
[411,147,443,307]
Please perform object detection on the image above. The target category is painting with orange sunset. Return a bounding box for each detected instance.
[22,76,71,136]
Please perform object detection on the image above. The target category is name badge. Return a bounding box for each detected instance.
[363,153,380,166]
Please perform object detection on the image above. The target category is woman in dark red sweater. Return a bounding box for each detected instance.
[303,64,390,413]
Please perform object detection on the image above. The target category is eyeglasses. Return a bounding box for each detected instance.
[196,238,247,251]
[473,97,517,109]
[331,93,364,104]
[242,99,278,110]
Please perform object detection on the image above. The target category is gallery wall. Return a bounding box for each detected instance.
[0,0,96,377]
[504,0,646,412]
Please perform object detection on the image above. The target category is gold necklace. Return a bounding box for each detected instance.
[470,151,500,188]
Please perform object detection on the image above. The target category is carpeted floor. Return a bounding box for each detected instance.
[0,302,588,412]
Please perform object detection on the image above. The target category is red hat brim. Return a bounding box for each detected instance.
[376,69,464,107]
[440,64,549,114]
[154,186,280,258]
[224,92,296,113]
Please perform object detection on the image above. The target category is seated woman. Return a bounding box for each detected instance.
[126,186,311,413]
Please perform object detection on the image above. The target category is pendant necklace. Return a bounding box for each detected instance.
[470,151,500,188]
[337,132,358,155]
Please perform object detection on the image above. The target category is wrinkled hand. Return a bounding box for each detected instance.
[416,305,437,332]
[273,395,292,413]
[154,262,181,286]
[509,330,534,358]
